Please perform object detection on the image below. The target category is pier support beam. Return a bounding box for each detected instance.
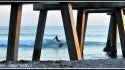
[32,10,47,61]
[60,3,82,60]
[103,15,113,52]
[109,13,118,58]
[103,13,117,58]
[76,9,88,58]
[6,3,22,61]
[115,9,125,58]
[110,13,118,58]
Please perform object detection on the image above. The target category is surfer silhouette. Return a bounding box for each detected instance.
[53,35,63,48]
[53,35,60,42]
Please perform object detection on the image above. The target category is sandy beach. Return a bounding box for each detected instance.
[0,58,125,68]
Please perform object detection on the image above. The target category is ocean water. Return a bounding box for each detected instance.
[0,25,122,61]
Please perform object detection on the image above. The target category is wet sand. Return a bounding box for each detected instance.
[0,58,125,68]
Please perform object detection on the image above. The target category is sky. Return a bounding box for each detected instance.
[0,4,111,26]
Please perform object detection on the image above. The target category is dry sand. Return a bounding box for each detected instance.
[0,58,125,69]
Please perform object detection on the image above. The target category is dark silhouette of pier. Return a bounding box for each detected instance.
[2,2,125,61]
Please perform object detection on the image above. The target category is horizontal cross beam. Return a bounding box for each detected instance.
[33,2,125,11]
[0,2,39,5]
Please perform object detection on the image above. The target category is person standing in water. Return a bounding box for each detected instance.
[53,35,63,48]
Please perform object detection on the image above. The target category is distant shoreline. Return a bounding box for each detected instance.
[0,58,125,68]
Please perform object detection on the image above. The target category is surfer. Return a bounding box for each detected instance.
[53,35,61,42]
[53,35,63,48]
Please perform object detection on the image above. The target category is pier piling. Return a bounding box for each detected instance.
[6,3,22,61]
[110,13,117,58]
[60,3,82,60]
[115,9,125,58]
[32,10,47,61]
[104,13,118,58]
[76,9,88,58]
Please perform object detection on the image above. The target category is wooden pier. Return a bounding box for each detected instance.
[0,2,125,61]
